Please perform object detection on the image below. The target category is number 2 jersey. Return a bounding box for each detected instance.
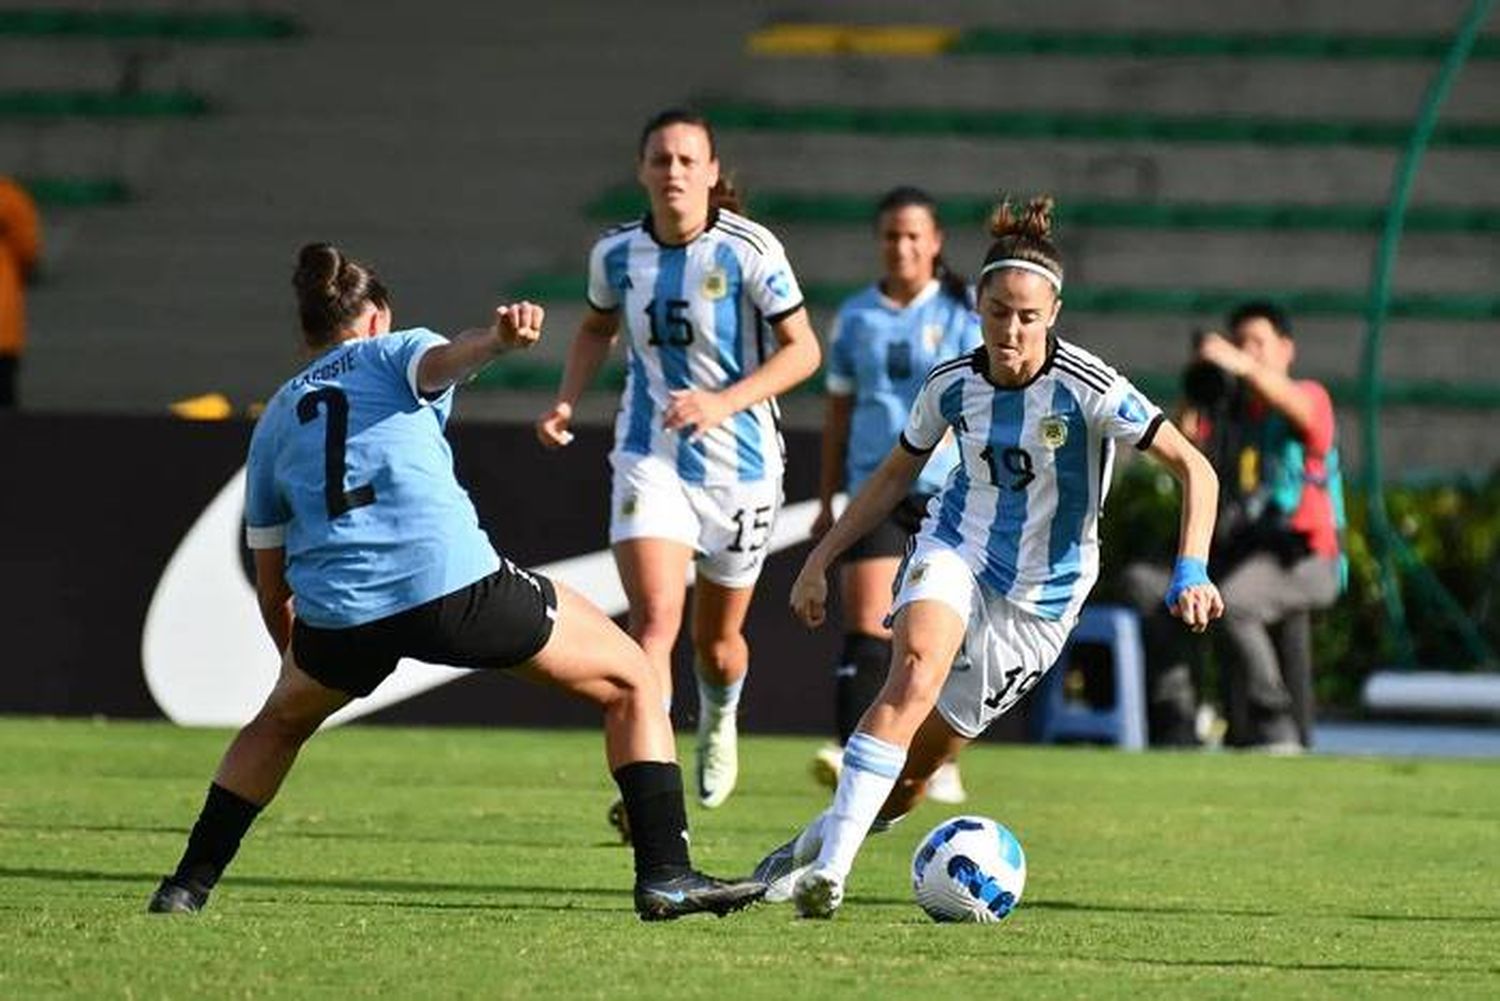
[243,329,499,629]
[901,337,1165,623]
[587,209,805,487]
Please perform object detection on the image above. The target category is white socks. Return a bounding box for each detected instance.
[815,732,906,880]
[696,673,743,721]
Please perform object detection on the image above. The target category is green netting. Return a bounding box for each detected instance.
[703,101,1500,148]
[585,186,1500,233]
[512,272,1500,321]
[19,176,130,206]
[0,90,210,118]
[0,10,300,40]
[948,29,1500,60]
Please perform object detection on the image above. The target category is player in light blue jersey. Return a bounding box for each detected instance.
[811,187,981,804]
[148,244,765,921]
[755,196,1225,918]
[537,110,821,812]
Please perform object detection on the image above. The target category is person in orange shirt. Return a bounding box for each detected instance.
[0,177,42,410]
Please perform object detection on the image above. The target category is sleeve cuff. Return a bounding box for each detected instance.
[899,431,936,455]
[764,300,805,326]
[1135,412,1166,452]
[246,523,287,549]
[586,296,620,313]
[406,340,449,404]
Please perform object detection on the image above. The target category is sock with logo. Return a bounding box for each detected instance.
[613,761,692,880]
[170,782,263,888]
[816,732,907,880]
[834,633,891,745]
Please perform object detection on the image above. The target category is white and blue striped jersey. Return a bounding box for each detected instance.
[587,209,804,486]
[244,328,500,629]
[901,338,1165,622]
[825,280,981,496]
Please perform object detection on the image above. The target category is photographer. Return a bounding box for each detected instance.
[1127,301,1344,750]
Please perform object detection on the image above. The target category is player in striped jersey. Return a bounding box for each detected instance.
[810,186,980,804]
[754,196,1224,918]
[536,110,821,811]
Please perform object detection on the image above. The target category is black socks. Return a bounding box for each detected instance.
[612,761,691,880]
[835,633,892,746]
[171,782,263,888]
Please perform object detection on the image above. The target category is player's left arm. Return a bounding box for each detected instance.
[1143,420,1225,632]
[252,547,293,653]
[662,307,821,438]
[415,302,544,394]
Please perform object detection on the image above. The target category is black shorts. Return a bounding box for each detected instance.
[292,560,558,698]
[843,493,933,562]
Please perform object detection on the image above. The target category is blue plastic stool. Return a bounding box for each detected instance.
[1033,604,1146,750]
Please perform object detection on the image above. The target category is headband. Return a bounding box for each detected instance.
[978,258,1062,292]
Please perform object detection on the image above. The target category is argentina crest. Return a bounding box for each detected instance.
[701,267,728,300]
[1039,414,1069,449]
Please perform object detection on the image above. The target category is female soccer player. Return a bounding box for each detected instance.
[536,109,820,809]
[811,186,980,803]
[755,196,1224,918]
[147,244,764,921]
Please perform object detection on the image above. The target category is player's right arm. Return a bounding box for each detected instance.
[536,307,619,448]
[253,547,293,653]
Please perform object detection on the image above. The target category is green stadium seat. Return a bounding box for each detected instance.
[0,90,210,119]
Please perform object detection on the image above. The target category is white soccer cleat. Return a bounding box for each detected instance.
[793,866,844,919]
[753,816,826,903]
[926,761,968,805]
[695,706,739,808]
[810,743,842,789]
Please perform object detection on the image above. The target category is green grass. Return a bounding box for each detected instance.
[1,718,1497,999]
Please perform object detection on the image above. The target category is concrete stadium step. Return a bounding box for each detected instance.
[585,186,1500,234]
[0,120,178,185]
[0,39,245,92]
[747,25,1500,61]
[733,56,1500,121]
[713,132,1500,205]
[0,8,299,41]
[776,0,1482,34]
[702,100,1500,149]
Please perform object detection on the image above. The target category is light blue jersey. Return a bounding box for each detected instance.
[243,328,500,629]
[825,280,981,496]
[901,338,1165,622]
[587,209,804,487]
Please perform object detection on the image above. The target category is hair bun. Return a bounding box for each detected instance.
[988,194,1055,241]
[293,242,343,295]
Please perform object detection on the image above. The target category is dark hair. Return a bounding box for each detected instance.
[977,194,1064,294]
[1227,299,1293,339]
[875,185,970,306]
[292,242,389,348]
[637,107,743,214]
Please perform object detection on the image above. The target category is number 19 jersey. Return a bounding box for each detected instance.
[243,328,500,629]
[901,338,1165,622]
[587,209,805,487]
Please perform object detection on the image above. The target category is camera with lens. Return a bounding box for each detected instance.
[1181,329,1240,411]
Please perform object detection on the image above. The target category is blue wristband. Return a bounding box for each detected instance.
[1164,556,1211,611]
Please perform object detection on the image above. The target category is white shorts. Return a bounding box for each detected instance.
[608,450,783,589]
[892,541,1073,738]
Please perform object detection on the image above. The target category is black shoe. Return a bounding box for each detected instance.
[634,869,766,921]
[146,876,210,914]
[607,798,632,844]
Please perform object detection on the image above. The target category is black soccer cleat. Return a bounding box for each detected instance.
[146,876,210,914]
[607,797,632,844]
[633,870,766,921]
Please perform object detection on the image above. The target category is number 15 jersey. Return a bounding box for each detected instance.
[901,338,1164,623]
[243,329,499,629]
[587,209,805,488]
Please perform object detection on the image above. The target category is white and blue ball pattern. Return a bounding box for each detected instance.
[912,815,1026,923]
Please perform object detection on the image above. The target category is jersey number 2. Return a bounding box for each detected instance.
[297,387,376,519]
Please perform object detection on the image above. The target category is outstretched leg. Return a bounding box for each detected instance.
[149,652,350,913]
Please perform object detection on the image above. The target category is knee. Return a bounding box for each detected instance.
[252,701,322,745]
[693,632,746,671]
[629,601,682,648]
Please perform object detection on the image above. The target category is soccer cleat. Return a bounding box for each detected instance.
[751,836,805,903]
[792,866,844,919]
[146,876,210,914]
[926,761,968,805]
[607,797,632,844]
[809,743,842,789]
[695,707,739,808]
[633,870,766,921]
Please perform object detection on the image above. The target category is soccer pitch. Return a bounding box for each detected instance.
[1,719,1495,999]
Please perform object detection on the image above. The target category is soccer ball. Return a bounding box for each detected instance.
[911,815,1026,923]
